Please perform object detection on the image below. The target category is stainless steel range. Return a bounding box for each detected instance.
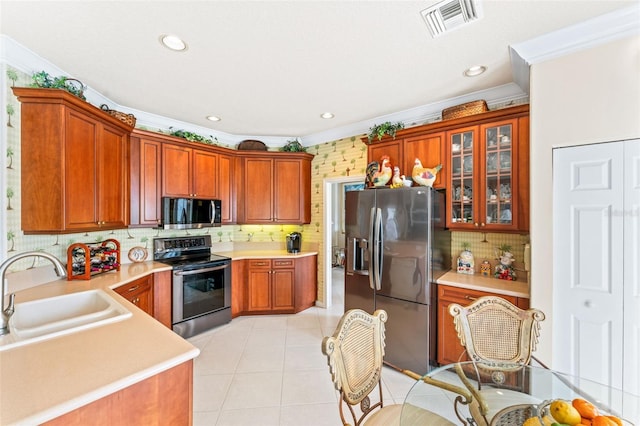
[153,235,231,338]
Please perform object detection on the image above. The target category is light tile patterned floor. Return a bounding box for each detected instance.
[188,267,418,426]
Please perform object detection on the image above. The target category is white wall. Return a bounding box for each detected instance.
[530,34,640,365]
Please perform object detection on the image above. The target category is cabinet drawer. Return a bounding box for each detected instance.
[272,259,294,268]
[115,276,152,297]
[438,285,517,305]
[248,260,271,269]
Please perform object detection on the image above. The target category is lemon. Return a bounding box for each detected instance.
[550,399,582,425]
[523,417,542,426]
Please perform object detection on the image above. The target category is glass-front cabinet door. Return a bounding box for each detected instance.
[484,122,513,227]
[448,126,477,227]
[447,118,521,231]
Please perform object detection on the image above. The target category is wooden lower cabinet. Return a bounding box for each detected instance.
[43,360,193,426]
[246,259,294,313]
[436,284,529,366]
[233,255,317,316]
[112,272,172,328]
[153,270,172,328]
[114,275,153,316]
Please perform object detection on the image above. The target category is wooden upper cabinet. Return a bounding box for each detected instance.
[243,157,274,222]
[162,143,192,197]
[130,133,162,227]
[446,115,529,232]
[217,153,235,223]
[162,143,218,199]
[403,132,446,189]
[131,130,235,227]
[192,149,218,198]
[367,139,402,175]
[237,152,312,224]
[365,105,529,233]
[274,158,311,223]
[13,87,130,234]
[161,143,218,199]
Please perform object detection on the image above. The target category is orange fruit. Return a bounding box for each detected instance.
[581,418,593,425]
[591,416,618,426]
[573,398,599,419]
[605,416,623,426]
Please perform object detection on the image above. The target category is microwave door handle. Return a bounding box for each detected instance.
[181,207,188,224]
[209,200,214,224]
[174,264,228,276]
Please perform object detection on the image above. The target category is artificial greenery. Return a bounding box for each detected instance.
[280,139,307,152]
[367,121,405,143]
[498,243,512,253]
[29,71,86,100]
[461,241,471,250]
[167,127,218,145]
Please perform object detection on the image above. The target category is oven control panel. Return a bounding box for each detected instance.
[153,235,213,259]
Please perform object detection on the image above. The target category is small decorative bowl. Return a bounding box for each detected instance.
[403,178,413,187]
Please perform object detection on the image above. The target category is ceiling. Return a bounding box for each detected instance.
[1,1,636,146]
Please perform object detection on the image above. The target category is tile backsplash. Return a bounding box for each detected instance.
[451,231,530,280]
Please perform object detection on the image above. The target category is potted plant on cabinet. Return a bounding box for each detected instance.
[367,121,405,143]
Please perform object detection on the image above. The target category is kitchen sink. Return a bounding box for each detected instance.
[0,289,131,351]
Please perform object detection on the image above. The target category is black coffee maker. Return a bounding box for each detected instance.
[286,232,302,253]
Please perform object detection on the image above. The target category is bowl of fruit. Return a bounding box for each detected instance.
[493,398,626,426]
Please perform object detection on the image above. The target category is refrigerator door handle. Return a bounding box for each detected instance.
[374,207,383,291]
[368,207,376,290]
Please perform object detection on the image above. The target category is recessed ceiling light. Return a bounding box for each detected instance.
[160,34,188,51]
[464,65,487,77]
[206,115,221,122]
[320,112,334,119]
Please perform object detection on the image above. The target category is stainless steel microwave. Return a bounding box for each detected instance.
[161,197,222,230]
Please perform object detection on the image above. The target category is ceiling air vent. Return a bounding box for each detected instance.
[421,0,483,38]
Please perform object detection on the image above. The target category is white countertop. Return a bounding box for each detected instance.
[436,270,530,298]
[216,249,318,260]
[0,262,199,426]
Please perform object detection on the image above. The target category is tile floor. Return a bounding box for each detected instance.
[187,267,421,426]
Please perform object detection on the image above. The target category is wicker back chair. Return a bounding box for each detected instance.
[448,296,546,426]
[322,309,457,426]
[449,296,545,369]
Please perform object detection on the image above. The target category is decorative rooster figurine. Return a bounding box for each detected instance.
[365,155,392,187]
[412,158,442,187]
[390,166,404,188]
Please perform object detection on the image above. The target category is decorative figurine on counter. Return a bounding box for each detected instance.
[494,244,517,281]
[480,260,491,277]
[412,158,442,187]
[456,242,475,275]
[365,155,393,188]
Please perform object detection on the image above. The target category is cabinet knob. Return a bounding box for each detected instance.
[474,223,479,227]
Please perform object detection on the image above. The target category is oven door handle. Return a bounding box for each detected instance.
[174,264,228,276]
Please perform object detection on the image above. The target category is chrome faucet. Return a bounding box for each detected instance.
[1,251,67,335]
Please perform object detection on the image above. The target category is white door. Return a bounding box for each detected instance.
[552,142,625,389]
[623,140,640,396]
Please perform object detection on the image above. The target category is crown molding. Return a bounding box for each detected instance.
[510,4,640,94]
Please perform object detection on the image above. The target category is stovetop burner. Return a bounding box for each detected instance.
[156,253,230,267]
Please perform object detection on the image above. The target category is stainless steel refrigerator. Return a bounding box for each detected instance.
[345,187,450,374]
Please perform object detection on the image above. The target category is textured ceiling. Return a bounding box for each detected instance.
[1,0,636,143]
